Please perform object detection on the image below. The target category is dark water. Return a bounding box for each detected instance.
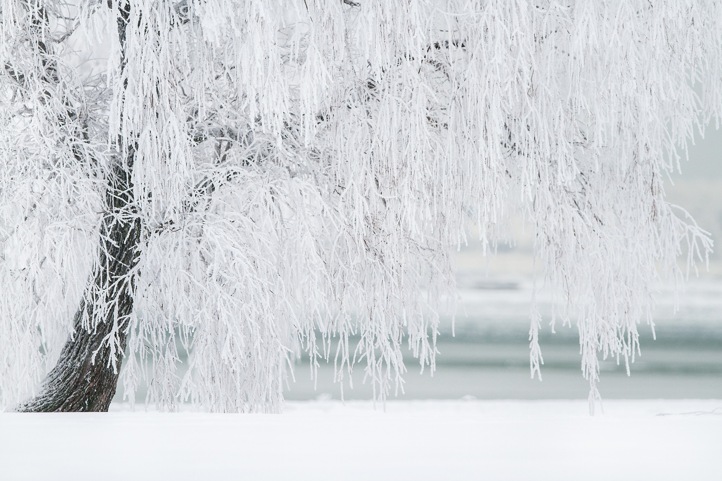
[285,281,722,401]
[284,339,722,401]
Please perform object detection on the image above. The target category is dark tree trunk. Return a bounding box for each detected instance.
[18,2,140,412]
[18,157,141,412]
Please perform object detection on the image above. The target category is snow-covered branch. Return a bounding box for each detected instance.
[1,0,721,413]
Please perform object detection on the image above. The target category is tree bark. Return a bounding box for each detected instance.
[18,2,139,412]
[18,157,141,412]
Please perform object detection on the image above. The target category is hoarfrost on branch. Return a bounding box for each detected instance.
[0,0,719,412]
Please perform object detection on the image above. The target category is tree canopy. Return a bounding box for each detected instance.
[1,0,720,412]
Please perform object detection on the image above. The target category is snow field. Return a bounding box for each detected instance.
[1,400,720,481]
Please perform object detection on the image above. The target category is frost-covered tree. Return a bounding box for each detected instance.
[1,0,720,412]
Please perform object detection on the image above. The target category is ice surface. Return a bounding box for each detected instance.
[1,400,720,480]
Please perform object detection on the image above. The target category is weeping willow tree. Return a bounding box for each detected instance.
[0,0,719,412]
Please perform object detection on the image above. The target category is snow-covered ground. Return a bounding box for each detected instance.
[1,400,720,481]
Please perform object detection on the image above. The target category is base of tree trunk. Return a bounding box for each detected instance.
[17,303,127,412]
[18,158,139,413]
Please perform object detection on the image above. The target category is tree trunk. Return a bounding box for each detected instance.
[18,157,141,412]
[16,0,140,413]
